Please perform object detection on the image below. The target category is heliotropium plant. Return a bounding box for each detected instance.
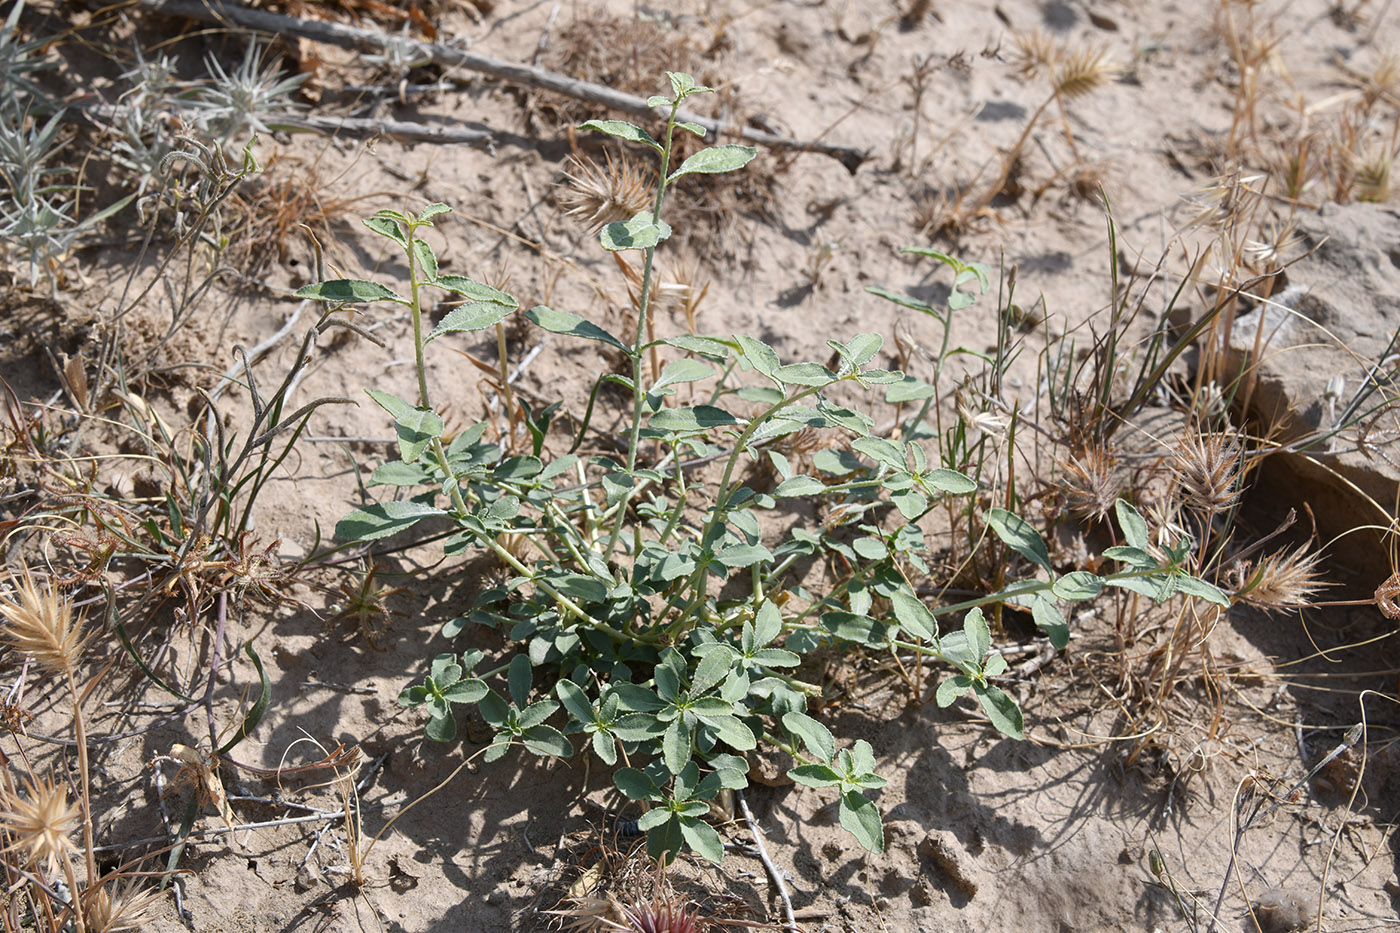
[296,71,1228,864]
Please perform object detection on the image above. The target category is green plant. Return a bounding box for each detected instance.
[298,71,1230,865]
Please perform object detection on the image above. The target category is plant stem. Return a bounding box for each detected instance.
[406,230,431,409]
[607,100,681,557]
[67,670,97,895]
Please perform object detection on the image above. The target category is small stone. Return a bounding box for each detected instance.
[1252,887,1318,933]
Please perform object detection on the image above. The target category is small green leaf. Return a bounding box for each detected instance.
[821,612,888,648]
[1175,574,1230,607]
[646,95,671,108]
[774,362,837,386]
[556,680,593,722]
[753,601,783,647]
[680,818,724,864]
[336,500,444,542]
[433,275,517,306]
[651,357,713,392]
[424,712,457,742]
[412,237,438,280]
[601,214,672,251]
[974,683,1024,739]
[508,654,532,708]
[676,121,707,137]
[637,808,673,832]
[417,202,451,222]
[612,713,666,741]
[782,711,835,763]
[751,648,800,667]
[774,475,826,497]
[663,719,691,775]
[522,724,573,758]
[839,791,884,853]
[369,461,430,487]
[890,588,937,641]
[924,468,978,494]
[667,145,758,181]
[1116,499,1150,551]
[788,763,842,787]
[294,279,407,304]
[733,335,782,385]
[1052,571,1103,601]
[936,674,973,707]
[885,375,936,403]
[713,542,773,570]
[851,437,905,471]
[963,607,991,661]
[706,714,757,751]
[832,333,883,368]
[363,216,407,246]
[393,407,444,462]
[986,508,1052,572]
[690,650,731,696]
[1103,545,1158,568]
[428,301,515,339]
[614,767,658,799]
[524,305,628,351]
[1030,596,1070,649]
[649,405,741,433]
[578,119,662,151]
[442,679,487,704]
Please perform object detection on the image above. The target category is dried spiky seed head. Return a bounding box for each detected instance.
[1172,432,1242,514]
[86,880,164,933]
[1052,45,1118,101]
[1058,447,1120,522]
[1010,30,1057,80]
[557,153,652,233]
[0,571,86,675]
[1354,146,1393,202]
[1233,543,1327,610]
[0,772,80,874]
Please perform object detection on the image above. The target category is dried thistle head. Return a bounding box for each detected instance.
[0,571,86,676]
[558,152,652,233]
[1051,44,1118,101]
[1231,543,1327,611]
[618,897,707,933]
[85,879,164,933]
[1058,446,1120,522]
[0,772,80,874]
[1172,432,1243,515]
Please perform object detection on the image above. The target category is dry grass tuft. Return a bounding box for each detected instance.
[85,879,165,933]
[0,571,86,676]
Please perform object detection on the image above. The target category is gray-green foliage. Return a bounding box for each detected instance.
[298,72,1227,864]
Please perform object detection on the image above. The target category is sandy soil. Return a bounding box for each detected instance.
[4,0,1400,931]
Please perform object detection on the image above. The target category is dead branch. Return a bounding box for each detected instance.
[137,0,869,172]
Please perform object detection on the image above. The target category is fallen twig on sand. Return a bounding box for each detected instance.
[735,788,798,932]
[137,0,868,172]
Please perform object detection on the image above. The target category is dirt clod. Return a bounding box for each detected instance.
[1251,887,1319,933]
[917,830,979,897]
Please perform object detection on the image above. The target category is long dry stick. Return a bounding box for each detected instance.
[735,788,798,932]
[137,0,867,171]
